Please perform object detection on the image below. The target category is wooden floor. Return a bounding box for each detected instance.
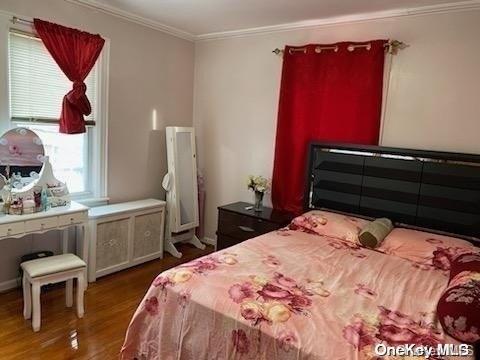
[0,244,213,360]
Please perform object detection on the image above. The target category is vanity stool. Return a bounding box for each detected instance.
[21,253,86,332]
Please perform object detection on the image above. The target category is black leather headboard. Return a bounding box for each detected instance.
[305,142,480,242]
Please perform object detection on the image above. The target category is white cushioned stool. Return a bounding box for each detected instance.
[21,253,86,332]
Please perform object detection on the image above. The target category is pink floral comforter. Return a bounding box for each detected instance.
[121,229,472,360]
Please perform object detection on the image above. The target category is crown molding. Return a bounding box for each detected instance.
[64,0,196,41]
[198,0,480,41]
[64,0,480,42]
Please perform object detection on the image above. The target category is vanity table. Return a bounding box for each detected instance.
[0,127,92,292]
[0,201,89,266]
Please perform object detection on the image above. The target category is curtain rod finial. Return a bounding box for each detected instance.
[387,40,408,55]
[272,48,284,55]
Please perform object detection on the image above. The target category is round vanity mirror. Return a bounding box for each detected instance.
[0,127,69,215]
[0,127,45,189]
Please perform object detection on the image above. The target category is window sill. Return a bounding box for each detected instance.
[73,197,110,207]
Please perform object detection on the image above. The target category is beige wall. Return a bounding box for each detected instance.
[193,10,480,240]
[0,0,194,288]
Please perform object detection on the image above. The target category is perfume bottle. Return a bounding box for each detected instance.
[3,191,11,214]
[41,188,49,211]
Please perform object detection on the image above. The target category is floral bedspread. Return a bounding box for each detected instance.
[120,229,472,360]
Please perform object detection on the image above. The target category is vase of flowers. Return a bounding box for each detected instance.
[247,175,269,212]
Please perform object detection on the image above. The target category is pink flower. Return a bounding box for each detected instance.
[354,284,377,299]
[180,256,219,273]
[412,332,441,348]
[289,294,312,309]
[377,324,416,345]
[178,290,191,308]
[144,297,159,316]
[192,258,218,272]
[432,248,452,270]
[232,329,249,354]
[376,307,442,347]
[152,275,171,289]
[263,255,281,267]
[431,247,472,271]
[378,306,415,327]
[274,273,297,289]
[258,283,291,301]
[277,330,298,352]
[240,301,263,322]
[342,319,376,349]
[288,215,326,234]
[229,282,255,303]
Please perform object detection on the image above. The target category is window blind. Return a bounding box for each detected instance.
[9,30,97,124]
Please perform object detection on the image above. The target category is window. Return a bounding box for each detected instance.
[8,30,107,198]
[9,31,97,122]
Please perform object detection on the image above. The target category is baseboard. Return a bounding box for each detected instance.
[202,237,217,246]
[0,277,20,293]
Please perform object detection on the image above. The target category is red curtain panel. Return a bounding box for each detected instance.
[271,41,387,214]
[34,19,105,134]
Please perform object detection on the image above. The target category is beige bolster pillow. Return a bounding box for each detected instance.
[359,218,393,249]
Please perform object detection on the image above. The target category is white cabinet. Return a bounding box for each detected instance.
[88,199,166,282]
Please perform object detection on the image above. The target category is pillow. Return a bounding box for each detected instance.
[288,210,370,244]
[450,252,480,278]
[376,228,478,270]
[437,252,480,343]
[358,218,393,248]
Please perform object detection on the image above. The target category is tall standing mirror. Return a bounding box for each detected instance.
[175,130,198,229]
[163,126,205,257]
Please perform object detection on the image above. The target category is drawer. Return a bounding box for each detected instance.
[0,222,25,237]
[58,212,87,227]
[29,217,58,232]
[218,210,279,241]
[217,234,244,251]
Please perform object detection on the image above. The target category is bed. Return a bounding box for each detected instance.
[121,143,480,359]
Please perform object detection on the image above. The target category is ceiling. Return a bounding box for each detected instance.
[73,0,477,39]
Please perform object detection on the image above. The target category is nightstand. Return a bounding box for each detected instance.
[216,202,295,250]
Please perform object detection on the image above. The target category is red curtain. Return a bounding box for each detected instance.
[34,19,105,134]
[271,40,387,214]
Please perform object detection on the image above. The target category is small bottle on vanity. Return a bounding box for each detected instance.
[41,188,49,211]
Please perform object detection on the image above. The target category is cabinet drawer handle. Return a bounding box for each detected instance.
[238,225,255,232]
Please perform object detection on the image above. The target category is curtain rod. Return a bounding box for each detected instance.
[10,17,39,39]
[12,16,33,26]
[272,40,407,56]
